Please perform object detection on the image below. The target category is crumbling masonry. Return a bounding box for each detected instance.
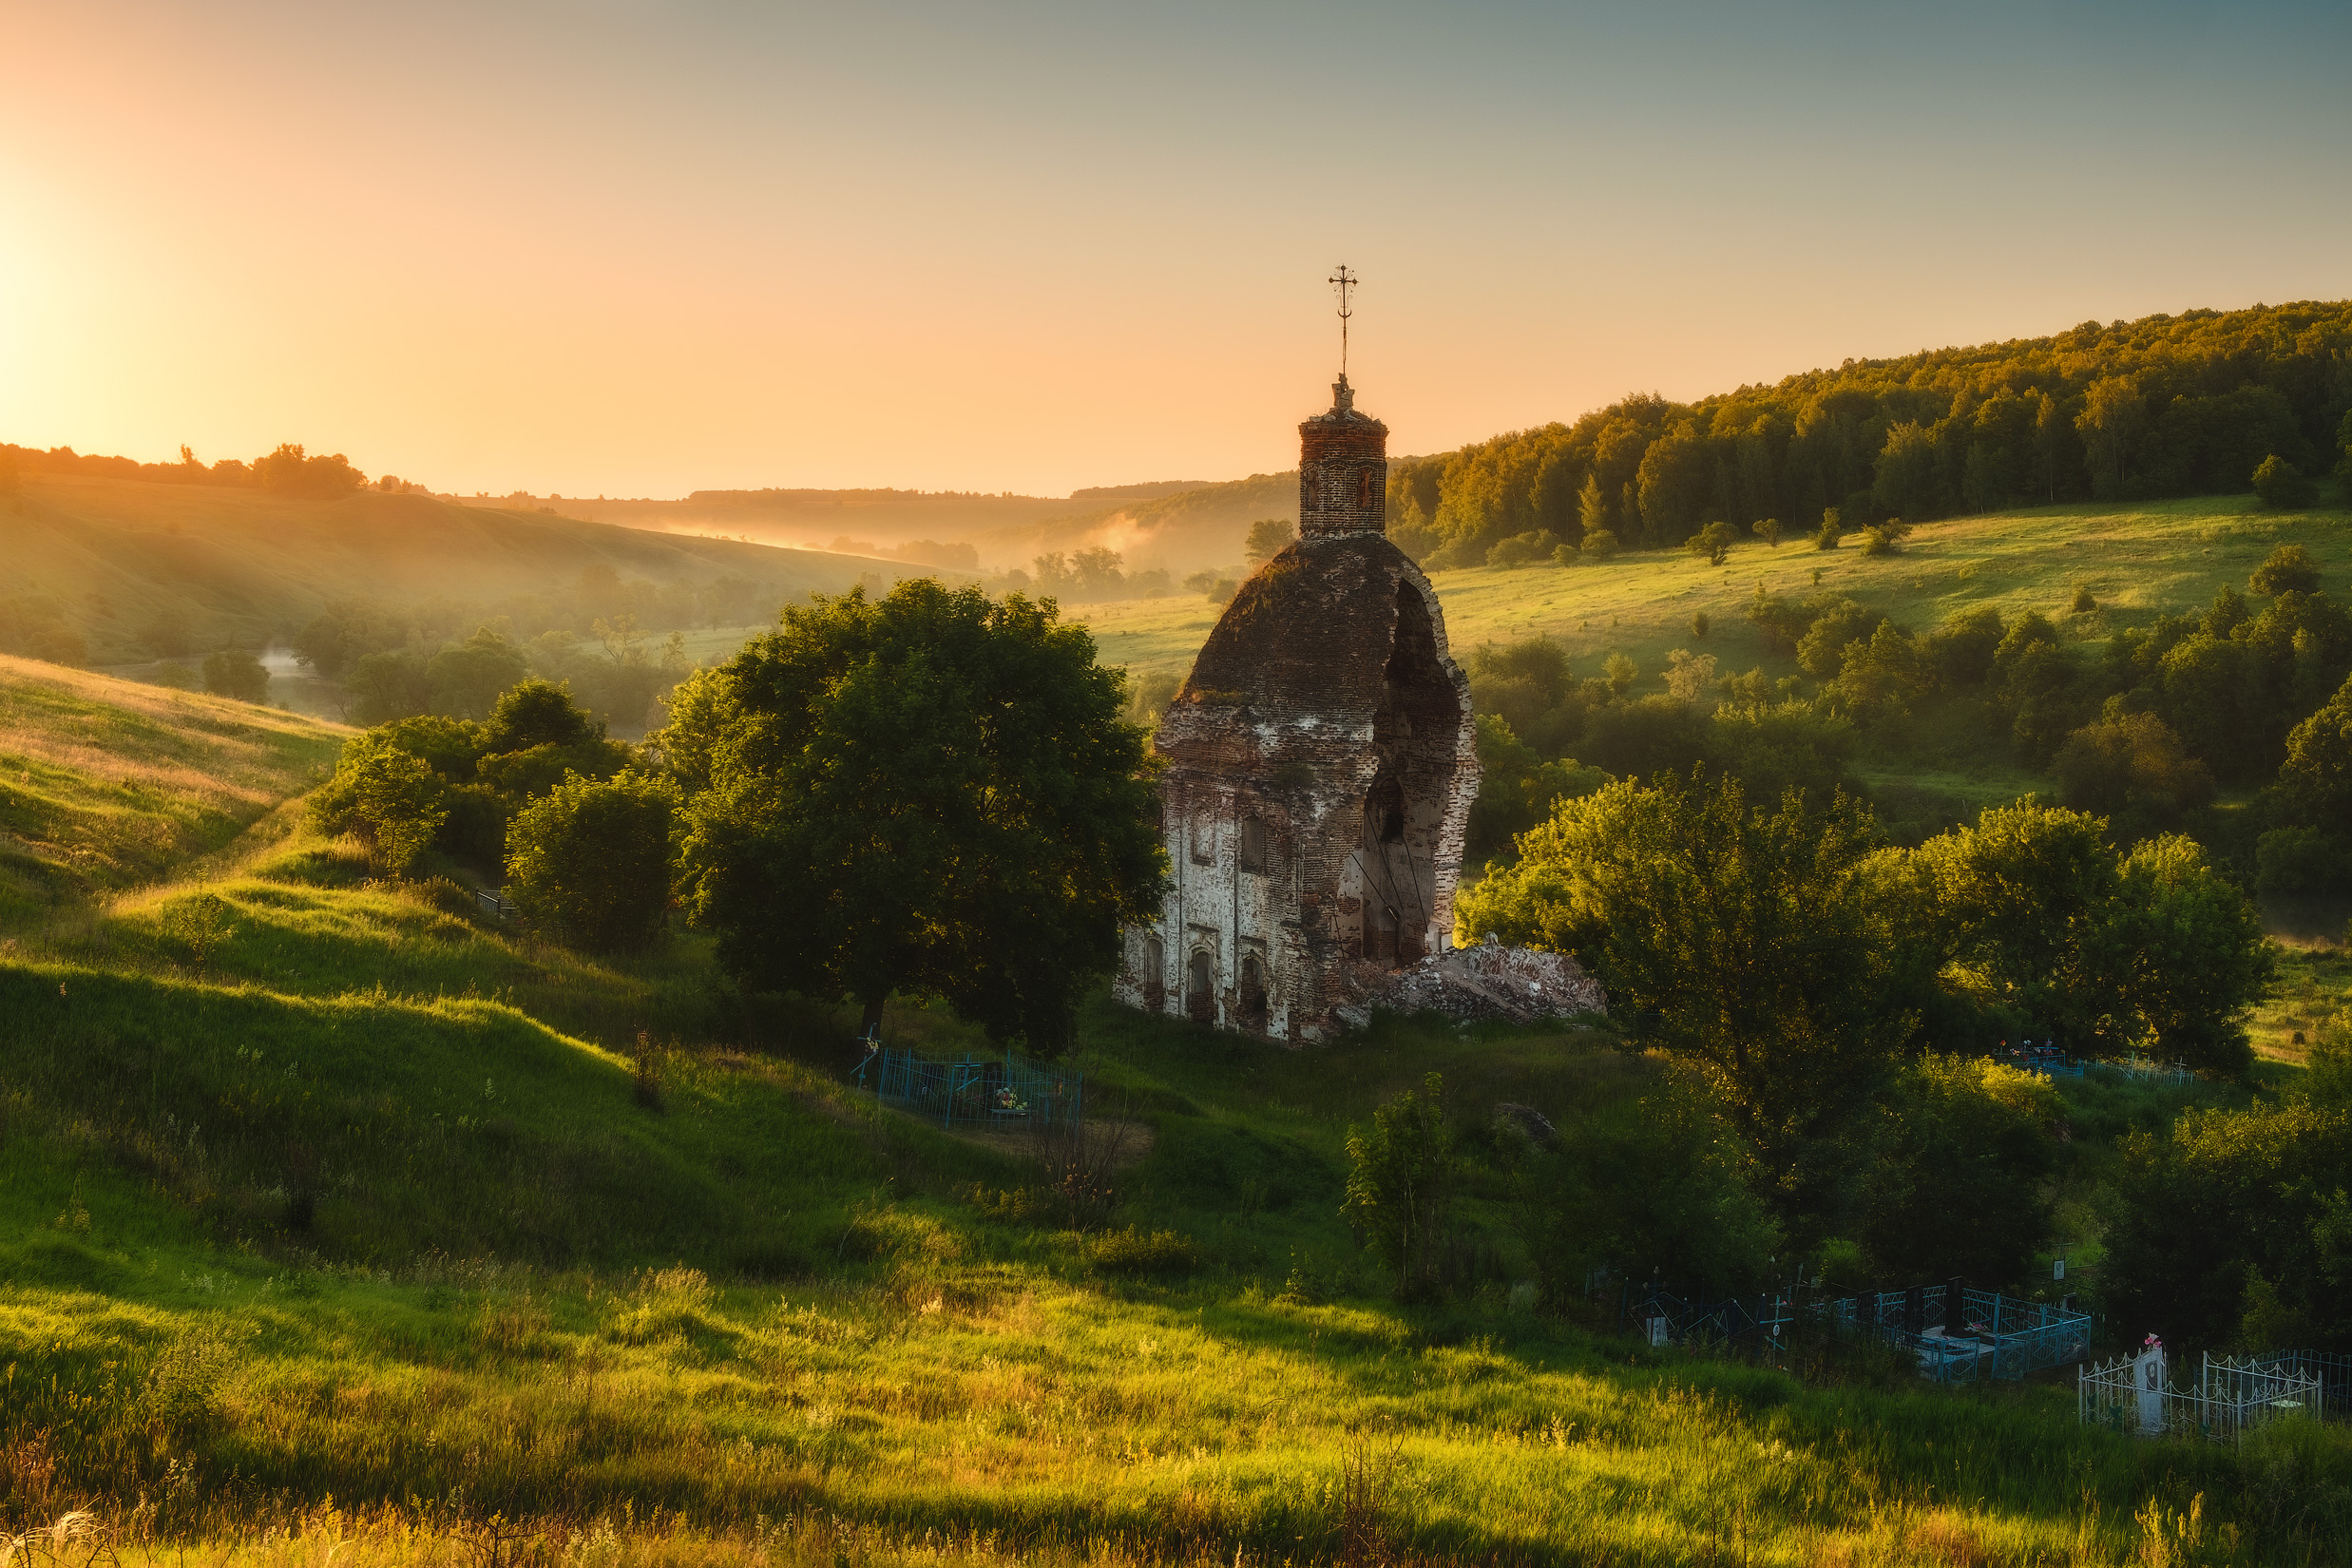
[1113,375,1482,1042]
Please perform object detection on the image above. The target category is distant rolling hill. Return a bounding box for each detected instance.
[3,473,912,663]
[550,471,1306,576]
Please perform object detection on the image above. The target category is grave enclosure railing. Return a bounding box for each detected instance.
[1810,1284,2093,1384]
[853,1044,1083,1132]
[2080,1352,2327,1443]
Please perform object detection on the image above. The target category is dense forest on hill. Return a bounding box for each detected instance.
[1390,300,2352,568]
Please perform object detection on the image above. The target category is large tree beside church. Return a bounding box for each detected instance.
[662,579,1165,1052]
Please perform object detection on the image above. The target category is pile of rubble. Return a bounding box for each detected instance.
[1334,934,1606,1029]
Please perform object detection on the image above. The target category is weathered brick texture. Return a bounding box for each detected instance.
[1111,378,1479,1042]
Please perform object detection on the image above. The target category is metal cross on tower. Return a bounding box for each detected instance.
[1329,264,1358,378]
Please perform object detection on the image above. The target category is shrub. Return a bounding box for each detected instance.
[1089,1227,1199,1275]
[1342,1073,1459,1297]
[2071,584,2096,613]
[1578,528,1618,561]
[341,750,449,873]
[1485,529,1562,568]
[2254,827,2349,898]
[2250,543,2322,596]
[1682,521,1737,565]
[1752,518,1782,547]
[2252,454,2318,509]
[1690,611,1710,639]
[1813,507,1842,549]
[201,646,269,703]
[507,768,680,952]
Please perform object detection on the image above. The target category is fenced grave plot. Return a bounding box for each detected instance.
[854,1044,1083,1131]
[2245,1348,2352,1410]
[1813,1284,2093,1384]
[1623,1282,1796,1354]
[2080,1351,2326,1443]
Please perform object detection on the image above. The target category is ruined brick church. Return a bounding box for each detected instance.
[1113,364,1481,1042]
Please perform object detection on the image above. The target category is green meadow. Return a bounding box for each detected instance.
[4,646,2351,1565]
[1074,492,2351,692]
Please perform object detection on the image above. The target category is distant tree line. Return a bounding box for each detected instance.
[286,564,802,731]
[0,441,410,499]
[1389,301,2352,568]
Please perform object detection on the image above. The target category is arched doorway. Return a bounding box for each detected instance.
[1142,934,1165,1011]
[1238,951,1269,1033]
[1186,949,1214,1023]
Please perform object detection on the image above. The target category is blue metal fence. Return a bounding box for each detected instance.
[853,1044,1083,1131]
[1814,1284,2092,1383]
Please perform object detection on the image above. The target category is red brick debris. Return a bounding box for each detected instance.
[1332,936,1607,1031]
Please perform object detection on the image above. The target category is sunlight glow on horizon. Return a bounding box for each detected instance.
[3,1,2347,499]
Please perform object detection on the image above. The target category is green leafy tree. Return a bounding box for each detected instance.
[1870,423,1941,520]
[2249,543,2322,596]
[1576,472,1609,542]
[1464,715,1607,861]
[1682,520,1736,565]
[1457,770,1913,1221]
[1523,1075,1778,1295]
[2281,673,2352,819]
[2251,454,2317,510]
[426,628,529,719]
[2107,835,2274,1078]
[672,580,1165,1050]
[1342,1074,1459,1297]
[1812,508,1842,550]
[507,770,681,952]
[345,649,430,725]
[1751,517,1782,547]
[1242,518,1296,565]
[1913,800,2124,1050]
[201,646,269,703]
[1855,1055,2059,1288]
[1578,527,1618,561]
[2051,707,2214,829]
[2106,1101,2352,1350]
[252,443,366,500]
[338,749,449,873]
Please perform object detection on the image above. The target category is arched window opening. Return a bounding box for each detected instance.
[1355,468,1375,510]
[1189,813,1214,866]
[1367,774,1405,844]
[1142,934,1166,1011]
[1186,949,1214,1023]
[1238,814,1268,874]
[1238,952,1269,1032]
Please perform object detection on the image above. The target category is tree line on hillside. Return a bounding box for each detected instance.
[1,440,417,499]
[1387,301,2352,569]
[286,564,801,730]
[1465,544,2352,902]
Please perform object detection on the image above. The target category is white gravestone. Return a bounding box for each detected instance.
[2133,1344,2167,1435]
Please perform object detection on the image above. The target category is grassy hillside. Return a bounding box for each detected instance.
[0,656,348,923]
[1076,490,2351,690]
[4,591,2350,1566]
[2,474,902,664]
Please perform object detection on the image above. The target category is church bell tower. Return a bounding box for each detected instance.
[1297,265,1388,539]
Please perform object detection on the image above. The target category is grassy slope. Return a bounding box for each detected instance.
[1076,490,2352,691]
[3,660,2343,1564]
[0,656,349,922]
[7,475,902,662]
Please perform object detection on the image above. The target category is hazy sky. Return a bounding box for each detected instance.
[4,1,2346,498]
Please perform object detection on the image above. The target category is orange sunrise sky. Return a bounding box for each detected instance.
[4,0,2348,499]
